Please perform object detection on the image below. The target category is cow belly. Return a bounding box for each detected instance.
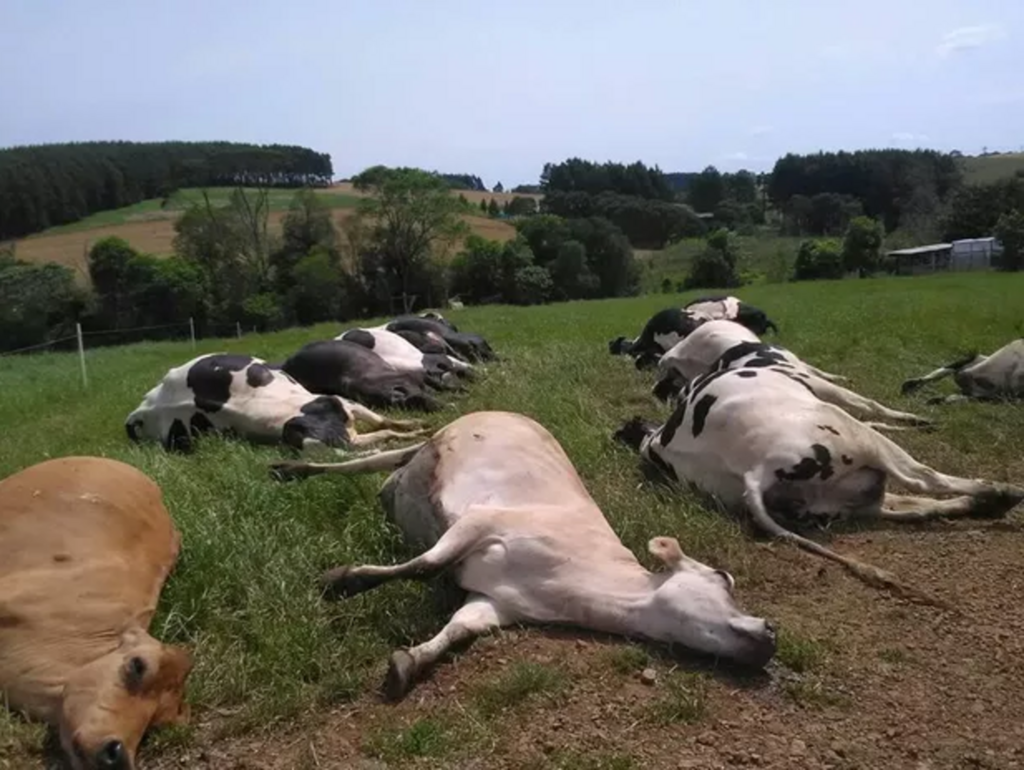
[456,536,575,625]
[379,445,449,550]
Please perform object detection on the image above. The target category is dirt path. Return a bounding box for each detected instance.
[119,516,1024,770]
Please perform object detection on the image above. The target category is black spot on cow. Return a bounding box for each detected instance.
[660,398,689,447]
[164,418,192,453]
[691,394,718,438]
[341,329,377,350]
[186,354,253,413]
[773,369,817,396]
[282,396,351,450]
[190,412,215,436]
[685,367,733,403]
[714,341,788,372]
[736,370,758,378]
[246,363,274,388]
[841,454,854,465]
[647,447,678,482]
[775,444,834,482]
[817,424,840,436]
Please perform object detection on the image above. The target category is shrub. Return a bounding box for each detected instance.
[793,239,844,281]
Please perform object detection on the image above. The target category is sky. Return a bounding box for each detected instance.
[1,0,1022,189]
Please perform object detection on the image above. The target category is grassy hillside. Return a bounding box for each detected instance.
[959,152,1024,185]
[11,185,519,276]
[2,273,1023,769]
[637,233,804,291]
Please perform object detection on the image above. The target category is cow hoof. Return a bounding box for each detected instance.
[901,379,924,395]
[319,566,376,600]
[384,649,417,701]
[970,486,1024,519]
[268,461,308,482]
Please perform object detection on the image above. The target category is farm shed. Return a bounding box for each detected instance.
[950,237,1003,270]
[888,243,952,275]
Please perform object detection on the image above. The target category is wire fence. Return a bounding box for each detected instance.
[0,318,251,387]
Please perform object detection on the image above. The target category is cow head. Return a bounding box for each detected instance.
[60,627,193,770]
[608,336,634,355]
[419,311,458,332]
[645,537,777,668]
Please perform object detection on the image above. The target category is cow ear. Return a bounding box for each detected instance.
[151,646,194,727]
[648,537,685,571]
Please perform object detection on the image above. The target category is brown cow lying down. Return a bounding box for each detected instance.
[0,457,193,770]
[270,411,777,700]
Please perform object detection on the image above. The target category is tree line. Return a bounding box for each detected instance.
[0,140,333,240]
[0,165,642,353]
[539,158,707,249]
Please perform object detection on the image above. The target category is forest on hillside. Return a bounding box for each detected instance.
[0,141,333,240]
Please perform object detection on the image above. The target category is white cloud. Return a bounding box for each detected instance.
[749,125,773,137]
[723,151,749,161]
[936,24,1006,57]
[892,132,930,144]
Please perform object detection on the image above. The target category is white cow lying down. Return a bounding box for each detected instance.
[270,411,778,699]
[616,366,1024,605]
[901,338,1024,403]
[653,320,932,429]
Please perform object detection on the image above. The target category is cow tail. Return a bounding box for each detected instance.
[741,472,950,610]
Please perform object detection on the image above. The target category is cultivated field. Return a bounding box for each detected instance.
[2,273,1024,770]
[9,184,523,275]
[959,152,1024,186]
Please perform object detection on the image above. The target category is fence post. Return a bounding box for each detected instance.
[189,317,196,349]
[76,323,88,389]
[236,321,242,339]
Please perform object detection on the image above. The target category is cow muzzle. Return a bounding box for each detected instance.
[728,617,777,668]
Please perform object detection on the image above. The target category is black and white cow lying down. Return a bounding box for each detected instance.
[379,315,496,364]
[336,327,475,385]
[126,353,426,452]
[609,296,778,369]
[901,338,1024,404]
[269,411,778,698]
[653,319,931,429]
[615,365,1024,605]
[280,339,447,413]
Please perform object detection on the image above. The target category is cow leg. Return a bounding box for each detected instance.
[348,428,428,448]
[320,513,496,599]
[869,431,1024,518]
[875,493,996,522]
[926,393,972,405]
[802,365,848,384]
[347,401,424,431]
[799,375,932,426]
[385,594,511,700]
[901,355,986,394]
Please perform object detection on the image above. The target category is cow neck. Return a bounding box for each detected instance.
[553,562,663,639]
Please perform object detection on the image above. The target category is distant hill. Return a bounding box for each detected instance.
[959,152,1024,185]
